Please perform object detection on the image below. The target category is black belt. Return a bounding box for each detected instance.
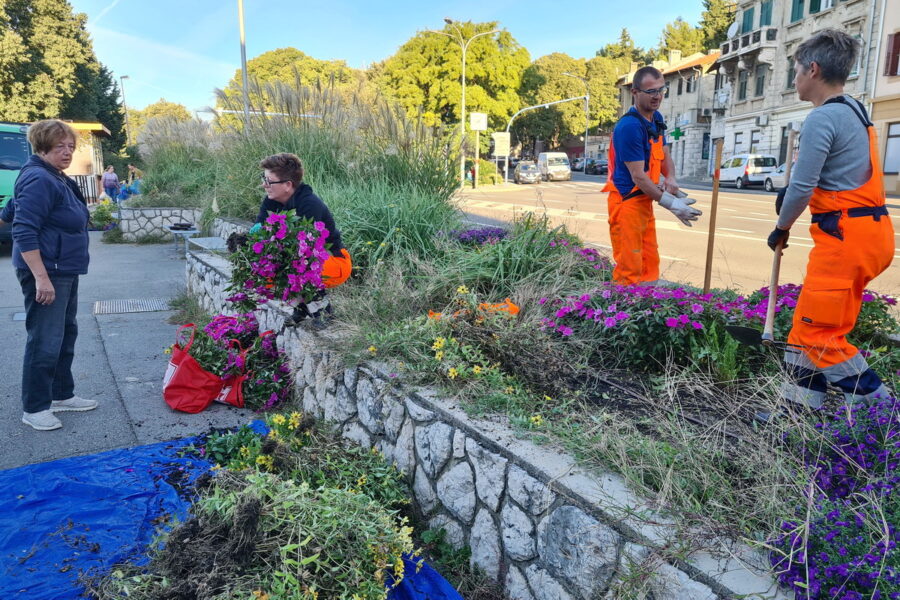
[809,205,889,240]
[622,189,646,201]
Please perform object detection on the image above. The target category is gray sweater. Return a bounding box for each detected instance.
[777,95,872,229]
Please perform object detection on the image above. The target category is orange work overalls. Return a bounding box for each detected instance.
[602,118,665,286]
[783,97,894,406]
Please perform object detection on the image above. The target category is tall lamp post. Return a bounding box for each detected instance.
[237,0,251,126]
[563,72,589,167]
[426,20,499,186]
[119,75,131,146]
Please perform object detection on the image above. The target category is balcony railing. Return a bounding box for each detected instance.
[721,27,778,58]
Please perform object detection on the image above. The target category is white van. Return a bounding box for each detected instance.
[719,153,778,189]
[537,152,572,182]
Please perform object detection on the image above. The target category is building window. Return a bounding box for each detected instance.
[714,73,723,90]
[886,123,900,175]
[686,74,696,93]
[751,130,761,153]
[849,35,863,78]
[754,65,767,96]
[702,132,711,160]
[742,7,755,33]
[735,132,744,152]
[791,0,804,22]
[885,33,900,77]
[738,70,749,100]
[786,58,796,89]
[809,0,821,13]
[677,78,683,95]
[760,0,773,26]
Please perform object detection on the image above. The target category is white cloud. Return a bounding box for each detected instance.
[92,0,123,26]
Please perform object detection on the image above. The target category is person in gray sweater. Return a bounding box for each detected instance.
[766,29,893,415]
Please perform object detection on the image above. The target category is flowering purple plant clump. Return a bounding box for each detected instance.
[245,332,293,412]
[768,397,900,598]
[227,212,330,312]
[447,226,509,246]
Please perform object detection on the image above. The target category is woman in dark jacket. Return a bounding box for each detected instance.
[13,119,97,431]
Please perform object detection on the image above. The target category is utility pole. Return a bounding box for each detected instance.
[563,73,590,167]
[237,0,251,126]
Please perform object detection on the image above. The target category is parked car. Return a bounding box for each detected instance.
[0,122,31,243]
[571,157,585,171]
[585,159,608,175]
[764,163,787,192]
[719,153,778,189]
[514,160,541,184]
[537,152,572,181]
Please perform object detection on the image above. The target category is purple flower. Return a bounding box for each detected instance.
[252,241,265,254]
[665,317,678,328]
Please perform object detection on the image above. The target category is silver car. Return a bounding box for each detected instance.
[764,163,787,192]
[514,161,541,184]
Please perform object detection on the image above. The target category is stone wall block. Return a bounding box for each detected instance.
[505,565,536,600]
[324,384,356,424]
[302,352,317,387]
[537,506,620,598]
[508,465,554,516]
[502,501,536,561]
[436,461,476,524]
[343,368,358,391]
[392,416,416,478]
[356,378,384,435]
[382,395,406,443]
[648,563,717,600]
[469,509,501,580]
[524,565,574,600]
[413,465,438,514]
[452,429,465,458]
[302,386,319,418]
[414,422,453,478]
[405,397,436,422]
[428,513,465,549]
[466,439,508,512]
[342,420,372,449]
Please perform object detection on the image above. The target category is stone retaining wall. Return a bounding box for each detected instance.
[117,206,203,242]
[186,230,788,600]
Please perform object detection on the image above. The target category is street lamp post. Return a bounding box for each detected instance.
[237,0,251,126]
[119,75,131,146]
[426,20,499,186]
[563,72,589,168]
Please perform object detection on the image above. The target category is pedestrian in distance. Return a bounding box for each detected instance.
[253,152,352,298]
[101,165,120,202]
[12,119,98,431]
[602,66,702,286]
[767,29,894,410]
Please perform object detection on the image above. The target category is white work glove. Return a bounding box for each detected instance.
[659,191,702,227]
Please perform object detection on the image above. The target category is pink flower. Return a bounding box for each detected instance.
[252,241,265,254]
[691,303,703,314]
[604,316,617,328]
[691,321,703,330]
[558,325,573,336]
[665,317,678,328]
[538,297,548,305]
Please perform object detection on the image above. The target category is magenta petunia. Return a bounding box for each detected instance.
[665,317,678,328]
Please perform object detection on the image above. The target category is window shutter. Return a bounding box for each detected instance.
[886,33,900,77]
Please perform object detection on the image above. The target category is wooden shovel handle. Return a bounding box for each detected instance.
[761,241,783,346]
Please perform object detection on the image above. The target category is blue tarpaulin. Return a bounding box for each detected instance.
[0,432,462,600]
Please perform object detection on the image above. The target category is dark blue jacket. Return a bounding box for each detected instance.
[12,155,90,275]
[255,182,345,256]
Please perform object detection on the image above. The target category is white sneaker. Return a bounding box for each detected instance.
[22,410,63,431]
[50,396,98,412]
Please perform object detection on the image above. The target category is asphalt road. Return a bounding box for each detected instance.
[458,172,900,295]
[0,235,252,470]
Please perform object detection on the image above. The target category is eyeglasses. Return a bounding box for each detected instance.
[261,176,290,186]
[636,85,669,97]
[54,143,76,152]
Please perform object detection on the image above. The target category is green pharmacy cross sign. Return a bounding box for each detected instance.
[670,127,684,141]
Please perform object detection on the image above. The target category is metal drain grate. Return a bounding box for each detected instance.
[93,298,171,315]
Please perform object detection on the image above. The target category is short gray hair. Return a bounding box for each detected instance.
[794,29,859,85]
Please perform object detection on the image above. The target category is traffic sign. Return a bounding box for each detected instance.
[470,112,488,131]
[491,132,510,157]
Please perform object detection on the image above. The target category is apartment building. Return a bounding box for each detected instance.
[615,50,721,179]
[872,1,900,193]
[712,0,885,177]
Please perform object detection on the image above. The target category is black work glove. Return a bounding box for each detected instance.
[767,227,790,251]
[775,187,786,215]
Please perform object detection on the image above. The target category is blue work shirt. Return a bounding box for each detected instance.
[611,107,667,197]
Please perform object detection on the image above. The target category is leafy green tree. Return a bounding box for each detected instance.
[378,21,530,130]
[658,18,705,56]
[129,99,192,142]
[514,53,587,150]
[700,0,737,50]
[0,0,96,122]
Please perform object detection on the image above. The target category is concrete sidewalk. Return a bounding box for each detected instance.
[0,234,252,471]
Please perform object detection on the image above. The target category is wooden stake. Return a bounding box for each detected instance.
[702,138,724,294]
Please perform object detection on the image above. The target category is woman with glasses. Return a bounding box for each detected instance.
[602,66,701,286]
[12,120,98,431]
[255,152,352,294]
[765,29,894,413]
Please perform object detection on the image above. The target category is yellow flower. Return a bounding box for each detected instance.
[447,367,458,379]
[543,395,552,402]
[530,414,544,427]
[256,454,275,470]
[380,242,386,247]
[456,285,469,295]
[434,350,444,361]
[357,474,368,486]
[239,445,251,458]
[289,412,302,429]
[367,241,374,245]
[163,347,172,354]
[505,386,514,394]
[268,429,279,439]
[271,414,286,426]
[368,345,378,355]
[431,337,446,350]
[472,365,483,375]
[252,591,270,600]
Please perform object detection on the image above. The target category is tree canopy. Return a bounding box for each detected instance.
[128,99,192,142]
[700,0,737,50]
[658,18,706,56]
[378,21,530,130]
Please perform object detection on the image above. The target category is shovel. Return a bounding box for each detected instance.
[726,239,789,348]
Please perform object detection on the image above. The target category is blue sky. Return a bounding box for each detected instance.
[73,0,705,114]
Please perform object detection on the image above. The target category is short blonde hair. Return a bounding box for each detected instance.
[27,119,77,154]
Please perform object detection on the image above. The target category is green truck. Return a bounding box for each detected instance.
[0,122,31,242]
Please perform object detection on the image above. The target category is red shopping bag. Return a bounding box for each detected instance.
[162,324,225,413]
[214,340,249,408]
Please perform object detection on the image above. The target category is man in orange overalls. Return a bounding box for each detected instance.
[602,66,702,285]
[768,29,894,409]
